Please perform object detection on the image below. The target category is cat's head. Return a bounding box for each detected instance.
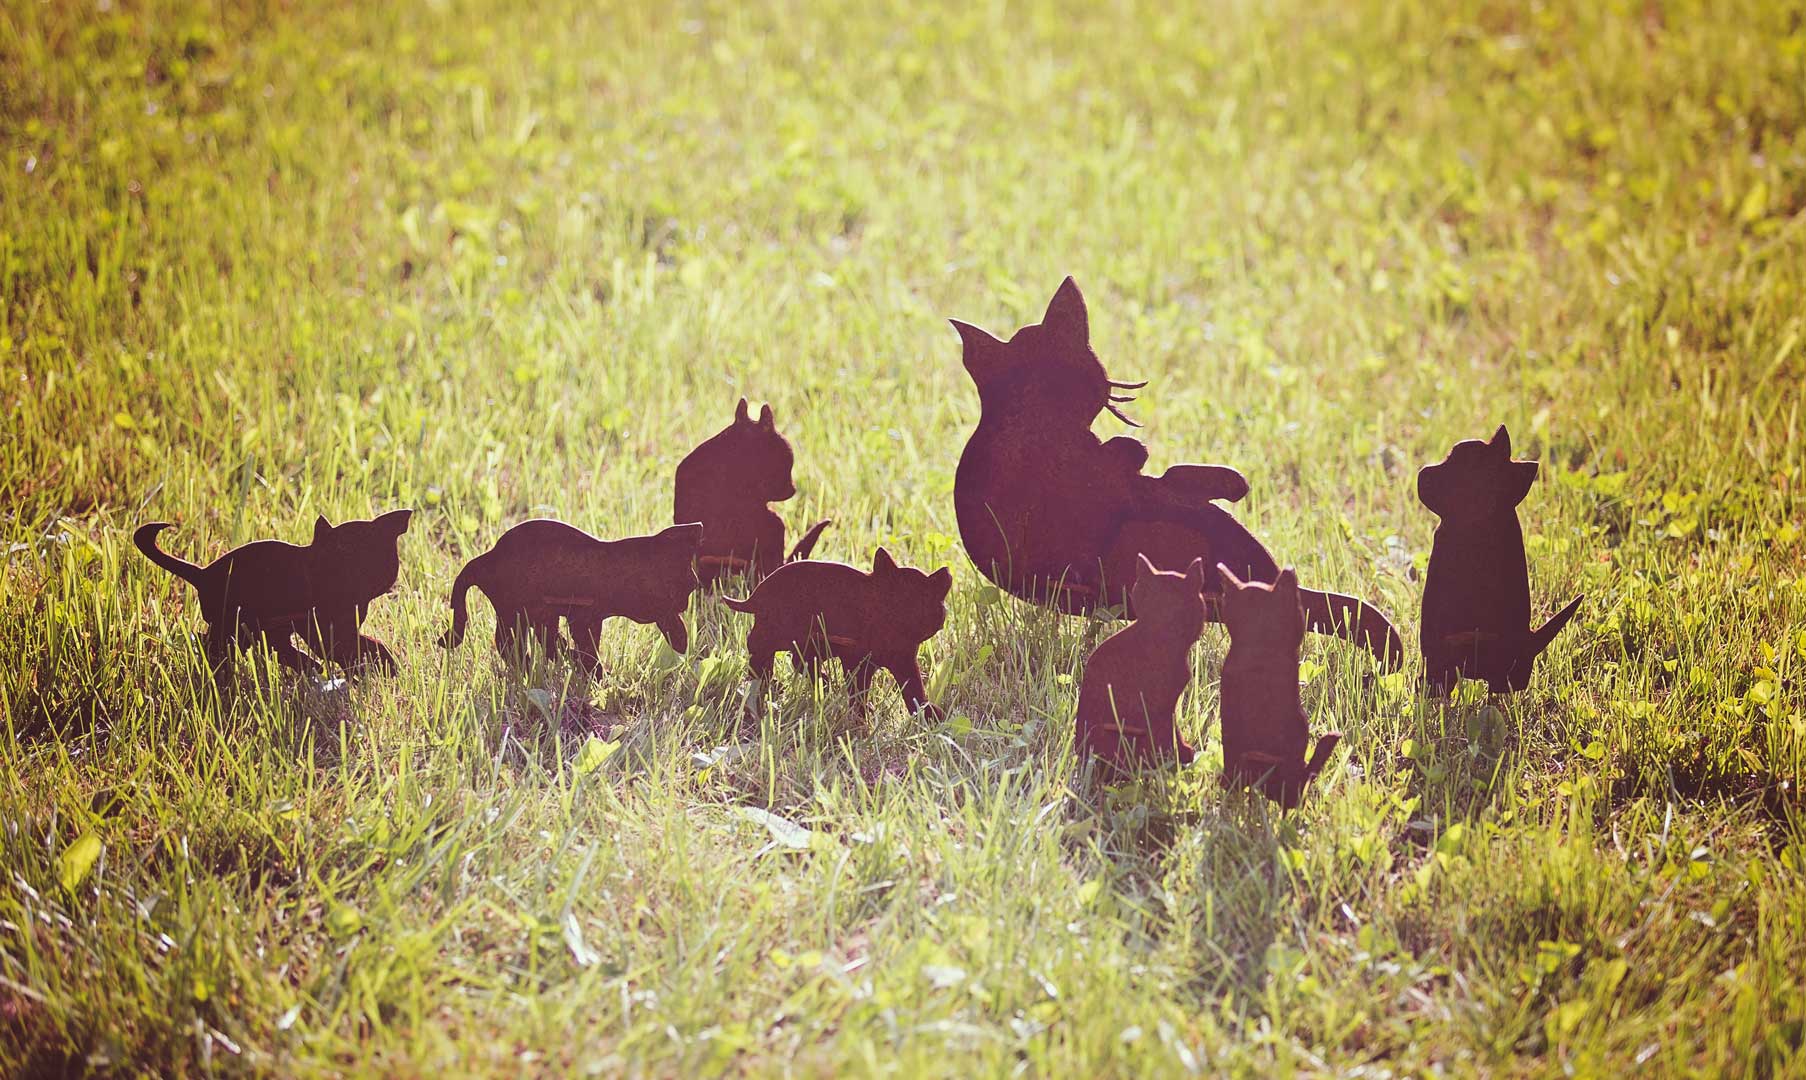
[709,398,798,502]
[1417,425,1539,524]
[312,508,412,599]
[1216,563,1306,652]
[870,547,953,643]
[640,522,706,651]
[950,277,1146,428]
[1128,554,1208,635]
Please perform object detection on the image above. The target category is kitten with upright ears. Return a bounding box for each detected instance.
[135,510,412,674]
[674,398,830,586]
[1073,554,1206,772]
[1217,563,1340,809]
[1419,425,1583,693]
[951,276,1402,666]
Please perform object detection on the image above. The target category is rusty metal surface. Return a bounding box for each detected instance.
[951,276,1403,667]
[1217,564,1340,809]
[724,548,951,720]
[675,398,830,586]
[1073,554,1205,772]
[1419,425,1584,694]
[134,510,412,674]
[440,520,704,675]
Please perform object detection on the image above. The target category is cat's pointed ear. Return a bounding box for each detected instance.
[734,398,750,425]
[1489,424,1511,458]
[929,565,952,596]
[872,547,899,574]
[1186,557,1208,594]
[1216,562,1247,592]
[1042,276,1089,348]
[313,515,334,544]
[1274,567,1299,596]
[1135,552,1159,583]
[378,508,413,535]
[951,319,1005,381]
[758,403,775,430]
[1504,460,1539,507]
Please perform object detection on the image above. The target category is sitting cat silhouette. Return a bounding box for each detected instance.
[723,548,951,720]
[1074,554,1206,771]
[134,509,412,674]
[1217,563,1339,809]
[951,276,1402,666]
[1419,425,1583,693]
[440,520,704,675]
[675,398,830,585]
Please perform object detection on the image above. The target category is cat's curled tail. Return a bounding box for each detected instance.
[440,552,493,648]
[786,519,832,563]
[134,523,206,588]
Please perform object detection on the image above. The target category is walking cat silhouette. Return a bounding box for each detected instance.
[440,520,703,675]
[724,548,951,720]
[1217,563,1339,809]
[1419,425,1583,693]
[134,510,412,674]
[1074,554,1206,772]
[675,398,830,586]
[951,277,1402,666]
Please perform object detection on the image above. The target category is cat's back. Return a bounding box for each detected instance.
[490,519,600,557]
[741,559,865,613]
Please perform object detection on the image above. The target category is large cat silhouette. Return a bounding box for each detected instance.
[951,277,1402,665]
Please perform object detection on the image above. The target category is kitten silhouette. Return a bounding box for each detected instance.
[1217,563,1339,809]
[1074,554,1206,772]
[674,398,830,585]
[724,548,951,720]
[134,510,412,674]
[951,277,1402,666]
[440,520,703,675]
[1419,425,1583,693]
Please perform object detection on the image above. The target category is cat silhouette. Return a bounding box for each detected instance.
[440,520,703,675]
[951,277,1402,666]
[1074,554,1206,771]
[134,509,412,674]
[1419,425,1583,693]
[1217,563,1339,809]
[674,398,830,585]
[724,548,951,720]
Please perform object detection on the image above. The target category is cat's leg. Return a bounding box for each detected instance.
[265,630,314,673]
[743,621,784,725]
[887,656,943,722]
[845,657,876,719]
[571,616,604,678]
[493,607,524,665]
[204,621,234,675]
[527,609,562,662]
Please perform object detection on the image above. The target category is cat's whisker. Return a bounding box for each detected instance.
[1105,402,1142,427]
[1107,378,1148,390]
[1109,394,1136,403]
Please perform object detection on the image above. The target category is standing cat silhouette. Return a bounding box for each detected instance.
[674,399,830,585]
[951,277,1402,666]
[134,510,412,674]
[1418,425,1583,693]
[1217,563,1339,809]
[1073,554,1206,771]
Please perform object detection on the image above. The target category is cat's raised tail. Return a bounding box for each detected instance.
[134,523,205,588]
[440,552,493,648]
[787,519,832,563]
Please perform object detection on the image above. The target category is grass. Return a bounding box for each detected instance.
[2,0,1804,1073]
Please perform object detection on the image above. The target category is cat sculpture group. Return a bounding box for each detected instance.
[135,278,1584,809]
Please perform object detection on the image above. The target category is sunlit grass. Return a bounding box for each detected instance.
[2,0,1804,1073]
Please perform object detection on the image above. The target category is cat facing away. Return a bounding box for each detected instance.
[674,398,830,586]
[1217,563,1340,809]
[723,548,951,720]
[134,509,413,674]
[1073,554,1206,772]
[951,276,1402,667]
[1419,425,1583,693]
[440,520,703,675]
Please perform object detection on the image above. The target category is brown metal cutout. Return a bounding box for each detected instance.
[951,277,1403,666]
[439,520,704,675]
[1073,554,1205,772]
[1217,563,1339,809]
[723,547,952,720]
[1418,425,1583,693]
[134,510,413,674]
[675,398,831,586]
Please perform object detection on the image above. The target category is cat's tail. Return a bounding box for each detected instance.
[1297,588,1405,669]
[1529,594,1584,660]
[439,553,491,649]
[787,519,831,563]
[1302,732,1342,783]
[133,523,205,588]
[720,594,758,615]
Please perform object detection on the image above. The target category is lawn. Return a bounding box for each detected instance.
[3,0,1804,1074]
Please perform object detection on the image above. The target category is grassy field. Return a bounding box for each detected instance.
[3,0,1805,1074]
